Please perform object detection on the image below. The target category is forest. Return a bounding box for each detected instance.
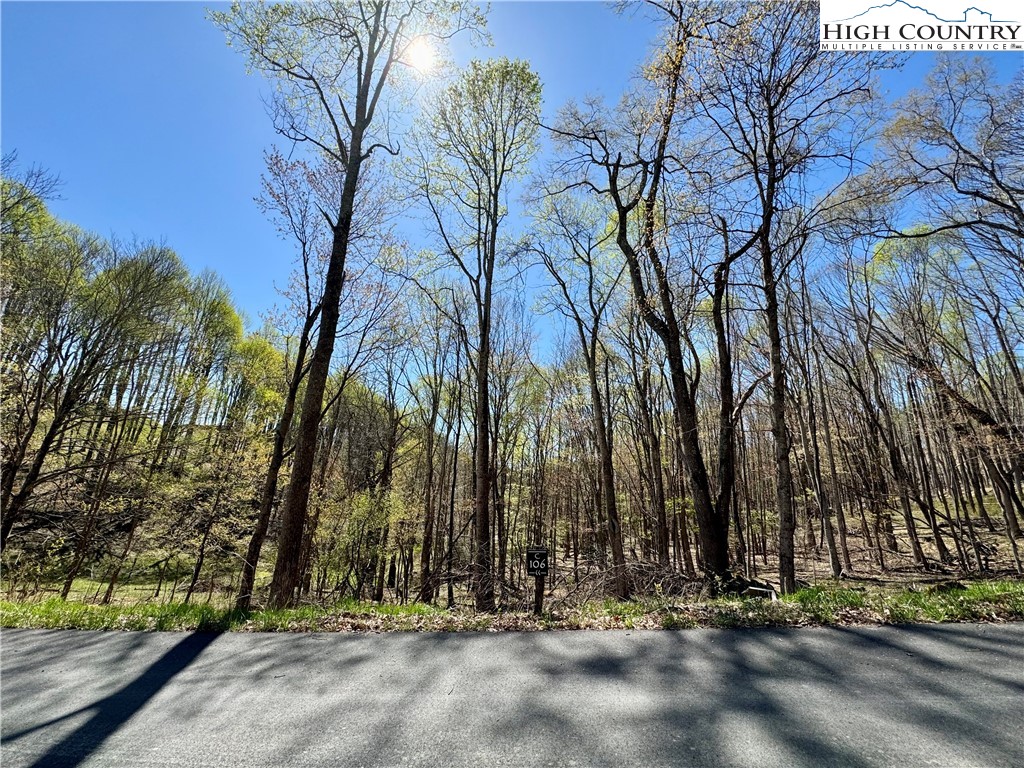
[2,1,1022,618]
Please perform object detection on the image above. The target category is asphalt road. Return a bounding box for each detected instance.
[2,623,1022,768]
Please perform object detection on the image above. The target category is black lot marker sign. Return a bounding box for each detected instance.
[526,548,548,576]
[527,547,548,615]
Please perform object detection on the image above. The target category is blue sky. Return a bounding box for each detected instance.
[1,1,657,328]
[2,1,1020,331]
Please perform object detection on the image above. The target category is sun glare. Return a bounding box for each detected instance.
[406,37,436,75]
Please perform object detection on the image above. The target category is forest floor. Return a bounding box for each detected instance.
[1,576,1022,633]
[4,505,1021,633]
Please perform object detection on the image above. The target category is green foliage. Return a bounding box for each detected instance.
[230,333,287,424]
[2,580,1022,633]
[415,57,542,269]
[0,192,266,588]
[431,58,542,180]
[1,154,62,244]
[1,177,50,240]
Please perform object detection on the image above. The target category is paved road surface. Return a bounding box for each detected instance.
[2,623,1022,767]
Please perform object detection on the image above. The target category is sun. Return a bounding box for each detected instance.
[405,37,435,75]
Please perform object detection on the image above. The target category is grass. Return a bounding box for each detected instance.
[2,579,1022,633]
[871,580,1024,624]
[0,599,241,632]
[0,596,449,633]
[788,584,867,621]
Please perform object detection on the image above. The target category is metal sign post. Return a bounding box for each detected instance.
[526,547,548,616]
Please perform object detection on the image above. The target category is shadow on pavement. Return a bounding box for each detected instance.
[7,631,220,768]
[307,624,1024,768]
[3,624,1023,767]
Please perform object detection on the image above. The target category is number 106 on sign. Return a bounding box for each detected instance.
[526,548,548,577]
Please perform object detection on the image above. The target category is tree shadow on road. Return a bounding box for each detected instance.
[4,624,1022,767]
[4,631,220,768]
[306,625,1024,768]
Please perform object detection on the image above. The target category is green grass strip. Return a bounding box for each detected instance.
[1,579,1021,633]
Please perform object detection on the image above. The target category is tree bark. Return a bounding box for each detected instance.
[268,123,365,608]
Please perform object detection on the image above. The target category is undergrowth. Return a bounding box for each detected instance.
[1,579,1021,633]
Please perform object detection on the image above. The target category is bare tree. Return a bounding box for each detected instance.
[531,192,630,596]
[213,0,480,607]
[410,58,542,611]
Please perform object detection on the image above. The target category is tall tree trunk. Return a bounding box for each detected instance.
[269,127,365,609]
[762,253,797,594]
[184,517,214,605]
[236,309,316,611]
[589,358,628,597]
[473,325,495,611]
